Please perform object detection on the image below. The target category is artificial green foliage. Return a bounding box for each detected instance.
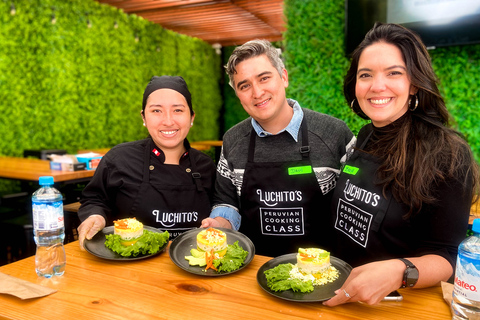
[0,0,222,159]
[283,0,367,136]
[430,45,480,161]
[282,0,480,161]
[221,46,249,132]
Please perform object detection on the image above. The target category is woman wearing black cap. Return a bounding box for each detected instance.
[77,76,216,248]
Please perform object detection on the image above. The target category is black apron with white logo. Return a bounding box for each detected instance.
[331,131,395,266]
[239,120,331,257]
[128,140,211,239]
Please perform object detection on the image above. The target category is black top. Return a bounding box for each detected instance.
[78,137,216,230]
[330,123,472,268]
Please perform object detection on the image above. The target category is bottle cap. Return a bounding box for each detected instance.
[473,219,480,233]
[39,176,54,186]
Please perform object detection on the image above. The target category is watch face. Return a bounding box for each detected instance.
[406,267,419,287]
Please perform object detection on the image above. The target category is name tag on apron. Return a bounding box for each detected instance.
[343,165,359,175]
[288,165,312,175]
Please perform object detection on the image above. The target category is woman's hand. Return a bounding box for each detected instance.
[201,217,232,229]
[78,215,106,249]
[323,259,405,306]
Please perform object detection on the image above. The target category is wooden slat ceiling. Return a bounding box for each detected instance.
[95,0,286,47]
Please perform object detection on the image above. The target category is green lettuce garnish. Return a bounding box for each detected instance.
[264,263,314,293]
[269,278,314,293]
[212,241,249,272]
[105,230,169,257]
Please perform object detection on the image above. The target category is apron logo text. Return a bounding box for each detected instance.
[335,199,373,247]
[343,179,380,207]
[256,189,303,207]
[260,207,305,236]
[152,210,198,228]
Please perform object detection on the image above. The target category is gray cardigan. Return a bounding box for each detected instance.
[213,99,355,216]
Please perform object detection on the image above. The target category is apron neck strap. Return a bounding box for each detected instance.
[299,118,310,158]
[188,151,204,192]
[247,117,310,162]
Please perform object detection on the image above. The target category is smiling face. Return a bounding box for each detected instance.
[355,42,417,127]
[142,88,194,153]
[232,54,291,134]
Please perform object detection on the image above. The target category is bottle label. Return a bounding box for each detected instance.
[32,200,64,230]
[454,252,480,301]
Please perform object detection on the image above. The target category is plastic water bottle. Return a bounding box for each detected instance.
[32,176,66,278]
[452,219,480,319]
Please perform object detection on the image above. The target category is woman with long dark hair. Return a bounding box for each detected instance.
[325,23,479,306]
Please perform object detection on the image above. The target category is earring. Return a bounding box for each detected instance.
[143,123,146,126]
[191,123,193,126]
[350,99,356,111]
[409,94,419,111]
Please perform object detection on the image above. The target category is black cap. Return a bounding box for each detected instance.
[142,75,193,114]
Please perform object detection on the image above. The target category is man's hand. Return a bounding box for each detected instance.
[78,215,106,249]
[201,217,233,229]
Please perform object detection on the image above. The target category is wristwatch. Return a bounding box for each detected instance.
[398,258,419,288]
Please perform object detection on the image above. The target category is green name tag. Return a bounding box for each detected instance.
[343,165,359,175]
[288,166,312,175]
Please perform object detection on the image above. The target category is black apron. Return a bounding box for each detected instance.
[331,131,395,266]
[239,120,330,257]
[128,140,211,239]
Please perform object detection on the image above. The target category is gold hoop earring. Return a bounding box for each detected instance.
[350,99,356,111]
[409,94,419,111]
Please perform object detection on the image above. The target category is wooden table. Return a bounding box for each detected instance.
[191,140,223,148]
[0,241,452,320]
[191,140,223,151]
[0,156,95,183]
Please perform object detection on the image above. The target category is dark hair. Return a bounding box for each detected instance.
[225,39,284,89]
[344,22,478,216]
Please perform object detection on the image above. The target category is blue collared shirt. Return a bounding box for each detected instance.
[251,99,303,142]
[210,99,303,230]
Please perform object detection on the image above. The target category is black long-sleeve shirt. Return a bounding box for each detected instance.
[78,137,216,227]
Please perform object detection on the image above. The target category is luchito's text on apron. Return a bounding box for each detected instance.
[152,210,199,228]
[256,188,305,235]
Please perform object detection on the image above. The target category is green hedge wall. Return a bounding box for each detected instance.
[282,0,480,162]
[283,0,367,136]
[221,46,249,131]
[0,0,222,159]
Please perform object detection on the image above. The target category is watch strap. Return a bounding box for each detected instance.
[398,258,418,288]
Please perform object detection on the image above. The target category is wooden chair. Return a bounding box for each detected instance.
[64,202,81,243]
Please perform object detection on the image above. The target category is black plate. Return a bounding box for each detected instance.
[84,226,168,261]
[257,253,352,302]
[169,227,255,276]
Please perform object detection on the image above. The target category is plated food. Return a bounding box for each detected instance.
[104,218,169,258]
[264,248,339,293]
[184,228,248,272]
[257,250,352,302]
[84,225,169,261]
[196,227,228,256]
[114,218,144,246]
[169,227,255,276]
